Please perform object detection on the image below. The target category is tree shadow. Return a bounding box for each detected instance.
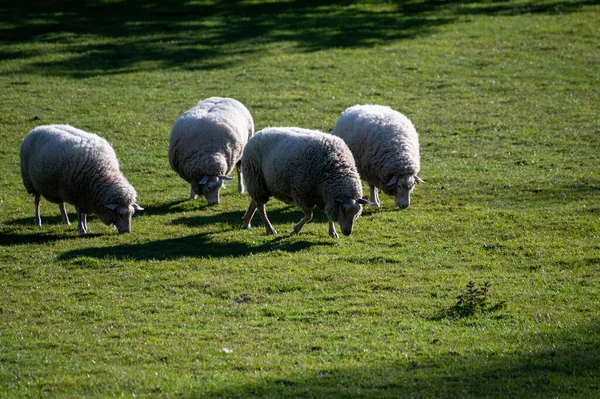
[57,231,332,262]
[2,0,593,78]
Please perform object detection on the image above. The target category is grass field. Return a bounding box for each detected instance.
[1,0,599,397]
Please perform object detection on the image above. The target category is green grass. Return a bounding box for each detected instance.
[1,0,599,397]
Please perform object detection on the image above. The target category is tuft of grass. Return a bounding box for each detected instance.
[446,281,507,318]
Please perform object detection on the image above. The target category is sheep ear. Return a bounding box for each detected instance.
[387,176,398,186]
[199,176,208,185]
[356,198,370,205]
[414,175,425,184]
[105,203,119,210]
[220,176,234,181]
[133,203,144,211]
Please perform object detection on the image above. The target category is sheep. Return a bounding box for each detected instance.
[241,127,370,238]
[19,124,143,234]
[331,104,424,209]
[168,97,254,205]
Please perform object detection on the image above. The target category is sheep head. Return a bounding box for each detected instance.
[385,175,424,209]
[102,203,144,233]
[197,175,233,205]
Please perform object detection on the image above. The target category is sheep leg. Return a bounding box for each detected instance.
[190,186,198,200]
[236,162,244,193]
[59,202,70,225]
[76,207,87,234]
[242,200,257,229]
[370,184,381,207]
[34,194,42,227]
[328,221,339,239]
[257,203,277,235]
[291,209,312,236]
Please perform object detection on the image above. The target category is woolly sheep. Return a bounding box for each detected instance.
[20,124,143,234]
[168,97,254,205]
[241,127,370,238]
[331,104,424,209]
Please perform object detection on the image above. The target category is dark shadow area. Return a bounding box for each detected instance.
[57,231,333,261]
[5,213,79,227]
[140,199,203,216]
[183,321,600,398]
[1,0,594,77]
[171,205,328,228]
[0,230,100,246]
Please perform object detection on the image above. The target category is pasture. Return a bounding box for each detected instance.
[1,0,599,397]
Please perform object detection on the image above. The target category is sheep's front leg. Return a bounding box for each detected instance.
[291,209,312,236]
[257,203,277,235]
[328,221,339,239]
[59,202,70,225]
[190,185,198,200]
[370,184,381,207]
[242,200,257,229]
[76,207,87,234]
[34,195,42,227]
[236,163,245,193]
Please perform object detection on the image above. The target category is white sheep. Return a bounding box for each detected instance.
[331,104,424,209]
[168,97,254,205]
[20,124,143,234]
[241,127,370,238]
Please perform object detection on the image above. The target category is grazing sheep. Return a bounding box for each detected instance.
[241,127,370,238]
[168,97,254,205]
[331,104,423,209]
[20,124,143,234]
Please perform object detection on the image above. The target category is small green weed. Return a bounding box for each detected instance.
[447,281,506,318]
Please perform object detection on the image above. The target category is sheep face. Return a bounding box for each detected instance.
[384,175,416,209]
[100,203,143,233]
[194,175,233,205]
[327,198,366,236]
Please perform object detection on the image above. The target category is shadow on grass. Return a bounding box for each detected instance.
[186,321,600,398]
[1,0,594,77]
[140,199,206,216]
[0,231,93,246]
[58,232,332,261]
[171,205,329,228]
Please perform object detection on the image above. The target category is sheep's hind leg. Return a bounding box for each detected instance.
[236,163,244,193]
[59,202,70,225]
[242,200,257,229]
[291,209,312,236]
[257,203,277,235]
[34,195,42,227]
[76,207,87,234]
[370,185,381,207]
